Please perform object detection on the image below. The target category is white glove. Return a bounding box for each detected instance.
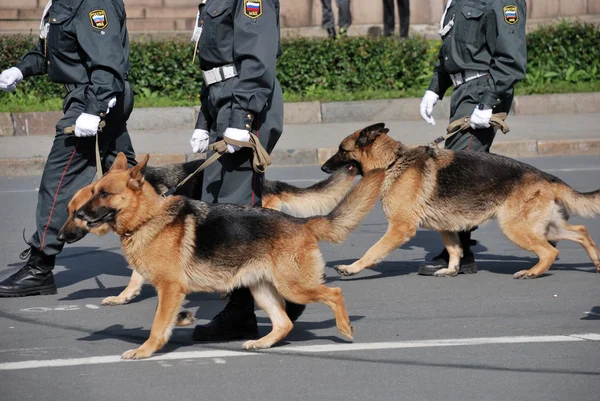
[190,129,210,153]
[223,127,250,153]
[74,113,101,137]
[106,96,117,115]
[470,106,493,129]
[419,90,439,125]
[0,67,23,92]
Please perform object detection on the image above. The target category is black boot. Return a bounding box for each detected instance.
[418,231,478,276]
[0,247,56,297]
[193,287,259,342]
[192,287,307,342]
[327,27,337,39]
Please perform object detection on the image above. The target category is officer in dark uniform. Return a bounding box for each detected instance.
[320,0,352,38]
[418,0,527,275]
[0,0,136,296]
[383,0,410,38]
[188,0,305,342]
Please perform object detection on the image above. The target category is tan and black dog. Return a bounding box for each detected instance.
[57,160,358,306]
[322,123,600,279]
[74,152,384,359]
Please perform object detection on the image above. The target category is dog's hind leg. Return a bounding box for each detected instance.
[335,222,417,276]
[121,283,185,360]
[500,220,560,279]
[243,282,292,350]
[101,270,144,306]
[283,284,354,341]
[433,231,462,277]
[547,222,600,273]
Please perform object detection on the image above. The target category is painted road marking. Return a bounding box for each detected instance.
[0,333,598,371]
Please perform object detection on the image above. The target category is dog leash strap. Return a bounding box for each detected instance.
[430,113,510,147]
[161,132,271,197]
[161,150,223,197]
[64,121,106,180]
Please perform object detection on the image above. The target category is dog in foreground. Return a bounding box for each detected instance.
[58,159,358,307]
[322,123,600,279]
[74,152,384,359]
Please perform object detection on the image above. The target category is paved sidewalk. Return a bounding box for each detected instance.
[1,113,599,175]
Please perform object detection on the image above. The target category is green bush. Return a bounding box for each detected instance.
[525,21,600,88]
[0,20,597,108]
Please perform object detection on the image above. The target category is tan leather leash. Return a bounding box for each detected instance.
[64,121,106,180]
[160,132,271,197]
[428,112,510,147]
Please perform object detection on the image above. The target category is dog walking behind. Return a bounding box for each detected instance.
[75,152,384,359]
[322,123,600,279]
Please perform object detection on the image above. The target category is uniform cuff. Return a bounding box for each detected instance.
[84,100,108,118]
[229,107,255,131]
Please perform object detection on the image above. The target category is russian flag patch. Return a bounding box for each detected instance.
[503,5,518,24]
[89,10,108,30]
[244,0,262,19]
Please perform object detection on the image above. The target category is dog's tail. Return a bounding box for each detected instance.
[262,164,358,217]
[556,184,600,218]
[305,169,385,243]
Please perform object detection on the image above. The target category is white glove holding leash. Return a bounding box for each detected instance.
[469,106,493,129]
[0,67,23,92]
[190,129,210,153]
[74,113,101,137]
[419,90,439,125]
[223,127,250,154]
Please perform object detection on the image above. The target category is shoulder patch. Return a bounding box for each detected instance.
[244,0,262,19]
[503,5,518,24]
[89,10,108,30]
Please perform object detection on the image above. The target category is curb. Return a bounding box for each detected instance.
[2,139,600,176]
[2,92,600,136]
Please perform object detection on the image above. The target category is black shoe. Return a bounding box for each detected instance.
[0,247,57,297]
[285,301,306,322]
[192,304,259,342]
[193,287,259,342]
[418,249,478,276]
[327,27,337,39]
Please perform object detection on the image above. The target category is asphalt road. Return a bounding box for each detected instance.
[0,155,599,401]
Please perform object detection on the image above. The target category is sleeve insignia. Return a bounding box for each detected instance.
[244,0,262,19]
[503,5,518,24]
[89,10,108,30]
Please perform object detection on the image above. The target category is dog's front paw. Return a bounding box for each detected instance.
[334,265,359,277]
[513,270,537,279]
[242,339,272,350]
[101,296,129,306]
[433,268,458,277]
[121,347,153,360]
[175,310,194,326]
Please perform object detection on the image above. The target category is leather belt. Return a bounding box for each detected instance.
[449,70,487,88]
[202,64,238,86]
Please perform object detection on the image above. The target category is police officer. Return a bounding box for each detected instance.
[0,0,136,297]
[321,0,352,38]
[383,0,410,38]
[188,0,305,342]
[418,0,527,275]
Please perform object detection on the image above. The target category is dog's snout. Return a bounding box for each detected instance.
[321,164,332,174]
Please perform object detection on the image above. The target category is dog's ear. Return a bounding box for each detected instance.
[128,154,150,190]
[356,123,389,148]
[110,152,129,172]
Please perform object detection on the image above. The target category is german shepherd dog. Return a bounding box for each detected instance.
[58,160,358,306]
[321,123,600,279]
[75,152,383,359]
